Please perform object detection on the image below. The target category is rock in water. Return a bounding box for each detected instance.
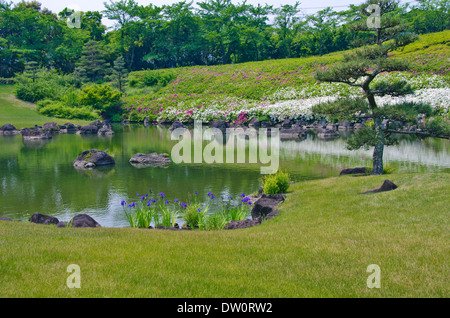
[21,128,52,140]
[73,149,115,169]
[317,128,339,139]
[0,124,20,135]
[129,153,171,167]
[169,121,186,132]
[77,125,99,135]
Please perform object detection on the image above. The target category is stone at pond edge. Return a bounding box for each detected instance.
[224,218,262,230]
[340,167,368,176]
[251,193,286,220]
[73,149,115,169]
[42,122,59,132]
[0,217,13,222]
[362,180,398,194]
[71,214,101,228]
[29,212,59,225]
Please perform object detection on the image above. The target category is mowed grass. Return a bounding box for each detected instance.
[0,172,448,297]
[0,85,90,129]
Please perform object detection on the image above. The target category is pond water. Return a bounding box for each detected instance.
[0,124,449,227]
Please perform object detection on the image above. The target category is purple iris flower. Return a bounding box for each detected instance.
[174,199,179,203]
[160,192,165,199]
[181,202,187,208]
[165,200,169,204]
[121,200,126,206]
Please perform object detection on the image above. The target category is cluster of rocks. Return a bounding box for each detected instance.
[0,212,102,228]
[0,120,115,140]
[224,193,286,230]
[72,149,171,170]
[165,118,349,141]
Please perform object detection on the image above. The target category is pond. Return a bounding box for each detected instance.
[0,124,449,227]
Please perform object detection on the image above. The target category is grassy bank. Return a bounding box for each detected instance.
[0,85,90,129]
[0,172,448,297]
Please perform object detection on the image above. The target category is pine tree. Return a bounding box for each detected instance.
[75,40,111,83]
[108,56,128,92]
[314,0,422,175]
[23,61,39,83]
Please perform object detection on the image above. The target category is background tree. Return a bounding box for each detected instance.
[74,40,111,83]
[108,56,128,92]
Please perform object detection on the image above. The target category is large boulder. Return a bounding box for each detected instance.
[29,212,59,225]
[209,120,229,131]
[251,193,286,220]
[317,128,339,139]
[97,125,115,136]
[248,117,261,128]
[339,167,369,176]
[169,121,186,132]
[129,153,170,167]
[0,124,20,135]
[280,127,307,139]
[363,180,398,194]
[59,123,78,134]
[73,149,115,169]
[77,125,99,135]
[281,119,292,128]
[70,214,101,228]
[42,122,60,133]
[21,128,52,140]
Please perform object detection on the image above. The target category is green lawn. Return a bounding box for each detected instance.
[0,85,90,129]
[0,172,448,297]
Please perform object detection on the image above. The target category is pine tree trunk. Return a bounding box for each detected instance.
[372,118,384,175]
[372,141,384,175]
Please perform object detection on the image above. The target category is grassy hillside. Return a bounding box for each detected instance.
[0,172,448,297]
[122,30,450,123]
[0,85,91,129]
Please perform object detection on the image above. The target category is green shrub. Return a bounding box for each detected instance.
[14,82,55,103]
[143,70,176,87]
[262,170,291,194]
[37,100,101,121]
[79,84,123,119]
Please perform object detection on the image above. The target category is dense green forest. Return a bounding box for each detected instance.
[0,0,449,78]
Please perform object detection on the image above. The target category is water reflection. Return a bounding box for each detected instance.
[0,125,448,227]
